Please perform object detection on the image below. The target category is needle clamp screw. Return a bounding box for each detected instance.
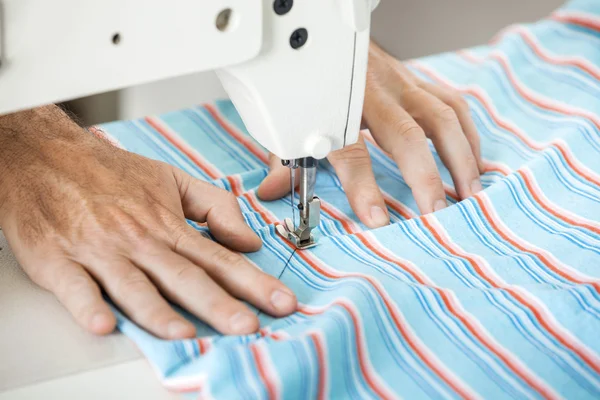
[290,28,308,50]
[273,0,293,15]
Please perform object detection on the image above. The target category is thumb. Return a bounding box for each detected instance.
[173,166,262,252]
[257,154,298,201]
[328,135,389,229]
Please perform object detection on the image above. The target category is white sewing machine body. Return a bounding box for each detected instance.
[0,0,377,161]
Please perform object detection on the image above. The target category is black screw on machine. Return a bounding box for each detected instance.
[273,0,293,16]
[290,28,308,50]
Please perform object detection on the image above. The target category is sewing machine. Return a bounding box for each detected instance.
[0,0,379,248]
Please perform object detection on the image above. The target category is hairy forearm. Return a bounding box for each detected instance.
[0,104,80,145]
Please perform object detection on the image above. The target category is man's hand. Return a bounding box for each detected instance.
[0,105,297,339]
[258,41,483,225]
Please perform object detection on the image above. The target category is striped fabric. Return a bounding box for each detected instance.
[98,1,600,398]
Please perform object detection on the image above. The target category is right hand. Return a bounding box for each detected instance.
[258,41,483,225]
[0,105,297,339]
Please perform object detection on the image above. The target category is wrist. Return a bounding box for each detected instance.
[0,105,82,216]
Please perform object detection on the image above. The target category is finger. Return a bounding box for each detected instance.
[90,258,196,340]
[419,81,485,173]
[364,93,447,214]
[327,136,389,228]
[257,154,299,201]
[34,259,116,335]
[403,87,482,199]
[173,168,261,253]
[171,226,297,317]
[132,235,287,335]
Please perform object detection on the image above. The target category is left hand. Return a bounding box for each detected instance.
[258,41,483,226]
[0,105,297,339]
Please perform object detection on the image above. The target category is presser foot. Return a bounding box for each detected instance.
[278,157,320,250]
[276,201,320,250]
[276,217,318,250]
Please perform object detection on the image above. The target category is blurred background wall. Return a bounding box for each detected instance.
[68,0,565,125]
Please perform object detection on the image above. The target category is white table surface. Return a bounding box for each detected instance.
[0,229,178,399]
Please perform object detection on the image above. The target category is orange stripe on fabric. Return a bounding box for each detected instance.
[483,162,511,176]
[250,344,279,400]
[518,169,600,235]
[204,104,269,165]
[382,192,415,220]
[551,13,600,33]
[163,378,204,394]
[226,176,243,196]
[319,201,361,234]
[197,338,207,355]
[299,303,394,400]
[518,29,600,81]
[308,333,327,400]
[243,192,277,225]
[145,117,220,180]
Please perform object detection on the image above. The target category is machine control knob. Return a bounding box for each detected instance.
[305,135,333,160]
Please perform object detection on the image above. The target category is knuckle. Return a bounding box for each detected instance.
[449,94,470,113]
[331,143,371,167]
[396,125,428,152]
[465,154,480,172]
[421,171,444,189]
[393,120,424,140]
[406,168,442,190]
[170,227,192,253]
[63,274,91,296]
[433,105,459,126]
[116,270,152,298]
[211,248,245,274]
[175,264,203,284]
[366,67,379,85]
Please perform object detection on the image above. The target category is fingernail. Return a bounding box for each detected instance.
[471,179,483,194]
[229,312,256,334]
[369,206,389,228]
[168,320,191,339]
[434,200,447,212]
[271,289,296,312]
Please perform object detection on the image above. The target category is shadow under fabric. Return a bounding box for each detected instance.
[97,0,600,397]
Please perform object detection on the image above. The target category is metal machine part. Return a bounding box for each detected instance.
[276,157,320,249]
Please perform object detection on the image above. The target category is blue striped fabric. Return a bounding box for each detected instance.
[97,1,600,398]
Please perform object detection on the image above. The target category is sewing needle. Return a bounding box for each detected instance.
[290,166,297,229]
